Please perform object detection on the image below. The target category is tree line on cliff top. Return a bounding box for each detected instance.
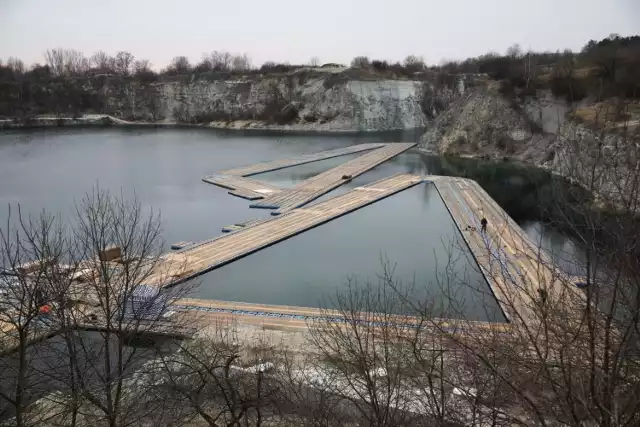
[0,34,637,120]
[1,34,637,86]
[0,49,429,81]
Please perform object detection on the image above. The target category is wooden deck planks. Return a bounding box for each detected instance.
[217,143,386,177]
[202,175,282,200]
[250,142,416,213]
[432,177,584,325]
[175,297,512,333]
[145,174,423,287]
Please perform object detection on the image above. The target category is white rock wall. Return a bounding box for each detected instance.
[154,76,427,132]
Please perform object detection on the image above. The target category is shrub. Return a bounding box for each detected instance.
[350,56,370,68]
[259,62,303,73]
[371,60,389,71]
[274,103,298,125]
[135,70,158,84]
[549,75,588,102]
[403,55,426,73]
[323,73,348,90]
[303,112,318,122]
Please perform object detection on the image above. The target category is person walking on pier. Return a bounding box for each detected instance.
[537,287,548,305]
[480,217,488,233]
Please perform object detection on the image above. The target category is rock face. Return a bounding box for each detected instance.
[420,82,534,157]
[417,82,639,209]
[418,83,585,169]
[151,76,428,132]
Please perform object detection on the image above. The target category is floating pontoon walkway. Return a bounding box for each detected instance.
[251,142,416,213]
[146,174,423,287]
[216,143,386,177]
[431,177,584,325]
[176,298,512,334]
[202,175,282,200]
[202,143,403,201]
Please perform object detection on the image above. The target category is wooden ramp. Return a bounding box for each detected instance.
[217,143,386,177]
[432,177,584,324]
[146,174,423,287]
[251,142,416,213]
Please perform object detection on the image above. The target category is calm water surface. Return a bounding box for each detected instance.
[0,128,582,321]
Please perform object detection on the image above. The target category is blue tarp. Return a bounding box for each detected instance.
[124,285,168,320]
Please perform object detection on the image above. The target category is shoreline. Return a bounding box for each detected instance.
[0,115,428,137]
[0,115,559,180]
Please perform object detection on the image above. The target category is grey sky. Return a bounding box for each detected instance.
[1,0,638,69]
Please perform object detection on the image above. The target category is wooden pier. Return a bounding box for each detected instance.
[151,143,585,330]
[175,297,512,334]
[203,142,414,204]
[157,170,579,328]
[217,143,386,177]
[431,177,584,325]
[251,142,416,213]
[146,174,423,287]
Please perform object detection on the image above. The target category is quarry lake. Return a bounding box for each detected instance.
[0,128,584,321]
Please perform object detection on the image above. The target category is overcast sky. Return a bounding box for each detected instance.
[1,0,638,69]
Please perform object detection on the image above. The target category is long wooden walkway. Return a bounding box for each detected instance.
[432,177,584,324]
[217,143,386,177]
[251,143,416,213]
[203,143,393,201]
[175,298,511,334]
[146,174,423,287]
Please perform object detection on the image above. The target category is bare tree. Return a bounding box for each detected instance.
[350,56,371,69]
[44,49,88,76]
[1,189,197,427]
[403,55,425,73]
[64,51,89,76]
[133,59,152,75]
[230,53,252,72]
[166,56,192,75]
[44,49,66,76]
[49,189,195,427]
[307,275,427,427]
[0,208,69,427]
[506,44,522,59]
[194,55,213,73]
[6,57,25,74]
[200,51,252,72]
[153,317,293,426]
[209,51,232,71]
[114,52,135,76]
[90,51,115,73]
[309,57,320,67]
[523,51,537,89]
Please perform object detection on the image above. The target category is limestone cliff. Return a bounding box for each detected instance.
[420,83,534,156]
[418,82,639,209]
[107,70,431,132]
[418,83,573,167]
